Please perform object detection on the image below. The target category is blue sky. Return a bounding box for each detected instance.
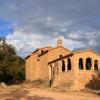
[0,0,100,57]
[0,19,14,37]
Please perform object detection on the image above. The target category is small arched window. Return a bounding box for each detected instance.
[59,55,63,57]
[94,60,98,70]
[62,60,65,72]
[67,58,71,70]
[79,58,83,70]
[86,58,92,70]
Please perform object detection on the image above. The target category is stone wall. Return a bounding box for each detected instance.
[72,50,100,90]
[26,54,39,81]
[39,53,49,81]
[48,47,70,62]
[74,71,97,90]
[59,71,75,89]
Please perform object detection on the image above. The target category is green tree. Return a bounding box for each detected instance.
[0,37,25,83]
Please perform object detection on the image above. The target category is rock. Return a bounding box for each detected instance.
[0,82,7,89]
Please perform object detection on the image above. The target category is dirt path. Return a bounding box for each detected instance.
[20,87,100,100]
[0,86,100,100]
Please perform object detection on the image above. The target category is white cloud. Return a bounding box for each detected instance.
[6,29,100,57]
[64,39,85,50]
[6,31,56,57]
[68,32,82,39]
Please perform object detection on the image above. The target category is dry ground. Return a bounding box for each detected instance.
[0,83,100,100]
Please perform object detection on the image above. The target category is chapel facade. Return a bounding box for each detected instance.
[25,39,100,90]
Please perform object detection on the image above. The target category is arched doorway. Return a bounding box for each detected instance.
[94,60,98,70]
[67,58,71,70]
[79,58,83,70]
[62,60,65,72]
[86,58,92,70]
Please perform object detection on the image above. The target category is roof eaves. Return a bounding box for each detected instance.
[25,55,31,60]
[38,50,48,57]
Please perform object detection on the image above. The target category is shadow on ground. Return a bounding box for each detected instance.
[12,89,54,100]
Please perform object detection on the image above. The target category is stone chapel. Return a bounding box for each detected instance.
[25,39,100,90]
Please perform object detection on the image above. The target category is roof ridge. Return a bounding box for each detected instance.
[49,46,71,52]
[73,49,100,56]
[73,49,90,53]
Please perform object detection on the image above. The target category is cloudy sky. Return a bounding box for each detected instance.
[0,0,100,57]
